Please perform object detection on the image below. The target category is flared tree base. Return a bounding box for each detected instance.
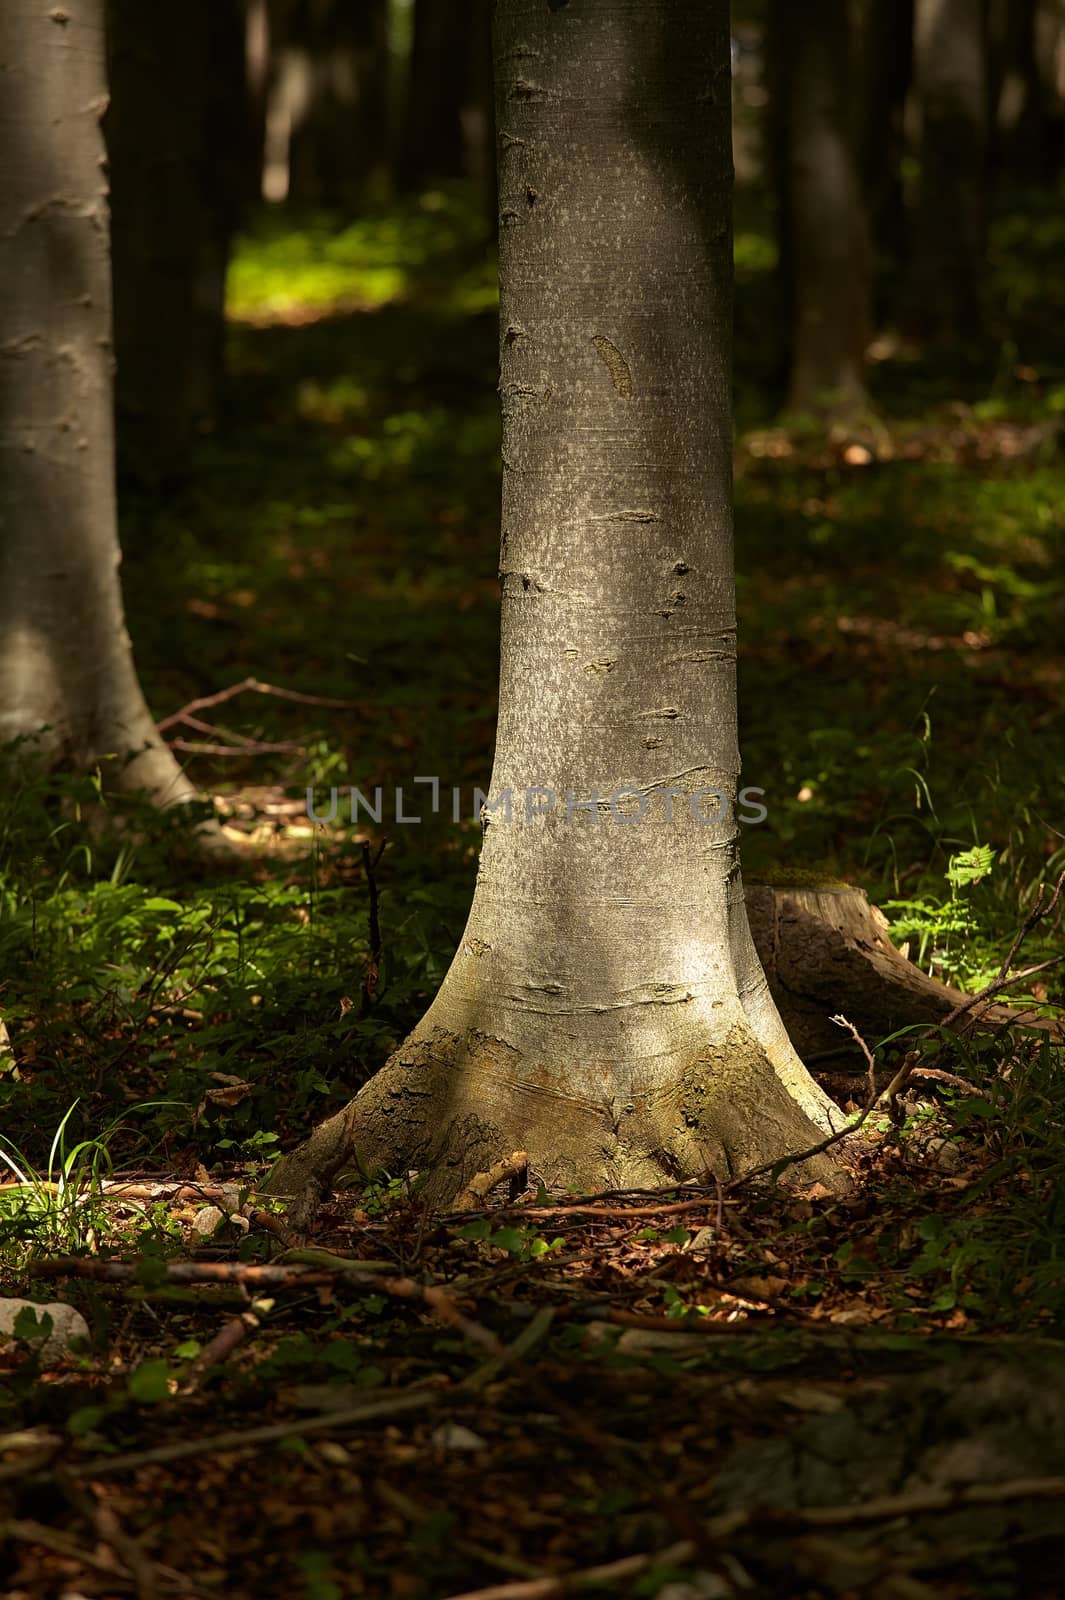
[263,1020,852,1221]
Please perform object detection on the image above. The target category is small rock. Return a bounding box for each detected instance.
[926,1138,962,1174]
[828,1306,871,1327]
[0,1298,90,1364]
[191,1205,226,1239]
[431,1422,487,1452]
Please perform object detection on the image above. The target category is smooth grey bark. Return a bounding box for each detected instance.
[105,0,244,480]
[775,0,871,415]
[0,0,195,804]
[909,0,988,343]
[266,0,846,1209]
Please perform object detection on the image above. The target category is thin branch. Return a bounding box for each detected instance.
[156,676,358,736]
[442,1476,1065,1600]
[831,1013,876,1101]
[442,1540,697,1600]
[62,1391,436,1481]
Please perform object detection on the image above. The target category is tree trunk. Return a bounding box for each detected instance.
[908,0,988,344]
[988,0,1065,182]
[397,0,479,193]
[242,0,272,207]
[265,0,391,210]
[105,0,244,481]
[775,0,871,416]
[265,0,847,1210]
[0,0,195,805]
[1035,0,1065,178]
[860,0,914,314]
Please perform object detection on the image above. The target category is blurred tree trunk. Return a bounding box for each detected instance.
[771,0,871,415]
[265,0,845,1211]
[988,0,1065,181]
[243,0,271,205]
[908,0,988,343]
[398,0,493,195]
[105,1,244,482]
[860,0,914,311]
[1035,0,1065,176]
[270,0,390,210]
[0,0,195,805]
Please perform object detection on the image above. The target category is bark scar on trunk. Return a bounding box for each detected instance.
[591,334,633,398]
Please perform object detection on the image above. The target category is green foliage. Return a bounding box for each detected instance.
[883,843,998,983]
[228,186,496,321]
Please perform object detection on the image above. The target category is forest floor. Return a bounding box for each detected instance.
[2,184,1065,1597]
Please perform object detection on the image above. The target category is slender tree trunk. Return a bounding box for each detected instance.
[860,0,914,312]
[1035,0,1065,177]
[105,0,244,481]
[397,0,475,192]
[908,0,988,343]
[266,0,391,210]
[774,0,871,415]
[266,0,845,1209]
[243,0,272,207]
[989,0,1065,181]
[0,0,194,804]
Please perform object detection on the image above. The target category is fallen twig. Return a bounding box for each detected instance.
[457,1196,731,1223]
[1,1517,137,1587]
[28,1257,365,1289]
[443,1540,697,1600]
[62,1390,436,1480]
[186,1310,260,1381]
[464,1305,556,1391]
[453,1150,529,1213]
[276,1247,503,1352]
[33,1250,498,1350]
[442,1475,1065,1600]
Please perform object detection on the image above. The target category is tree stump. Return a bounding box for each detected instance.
[745,875,1038,1060]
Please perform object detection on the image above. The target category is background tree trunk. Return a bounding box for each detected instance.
[242,0,272,207]
[263,0,391,210]
[266,0,845,1209]
[105,0,245,482]
[397,0,489,194]
[860,0,914,316]
[0,0,195,804]
[772,0,871,416]
[908,0,988,344]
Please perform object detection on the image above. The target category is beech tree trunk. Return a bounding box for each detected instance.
[908,0,988,343]
[0,0,195,805]
[398,0,491,194]
[266,0,846,1209]
[272,0,390,211]
[860,0,914,311]
[774,0,871,416]
[105,1,244,481]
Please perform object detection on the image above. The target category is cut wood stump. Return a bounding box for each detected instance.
[745,874,1047,1060]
